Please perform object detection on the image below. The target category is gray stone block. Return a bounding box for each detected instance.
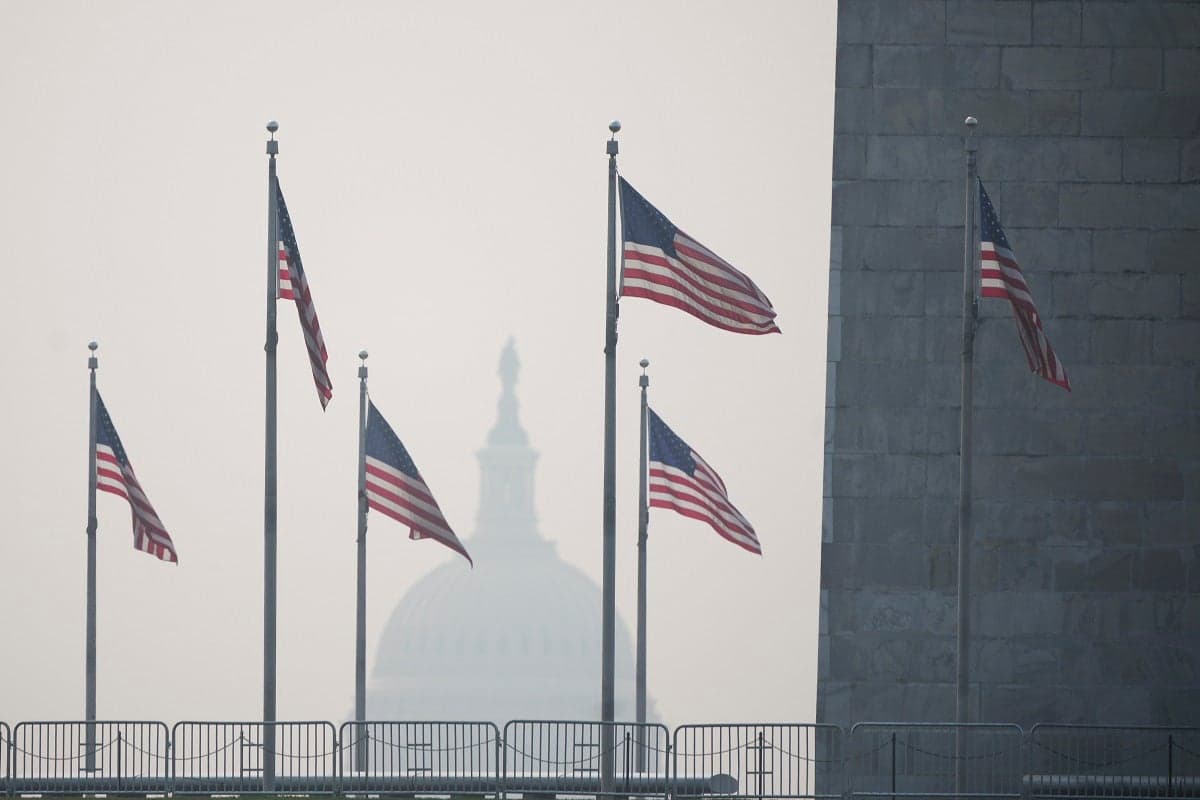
[830,453,927,497]
[924,269,961,316]
[872,634,955,681]
[866,135,960,180]
[837,44,872,88]
[1033,1,1081,45]
[1088,501,1146,546]
[857,592,957,635]
[830,496,927,542]
[835,361,927,407]
[1081,91,1200,138]
[976,591,1064,636]
[878,181,957,227]
[839,0,948,45]
[1001,46,1111,90]
[833,134,867,180]
[975,407,1084,455]
[1150,231,1200,274]
[1148,413,1199,458]
[922,315,959,362]
[1090,320,1153,364]
[833,404,933,453]
[948,1,1031,45]
[840,269,925,316]
[975,499,1086,545]
[1083,412,1151,457]
[1091,229,1149,272]
[1004,226,1094,273]
[976,454,1185,501]
[1112,48,1163,90]
[978,137,1121,182]
[827,633,871,679]
[833,88,873,133]
[1135,549,1190,591]
[924,453,958,498]
[1082,2,1200,47]
[1182,138,1200,182]
[1166,48,1200,94]
[1053,273,1180,319]
[1153,320,1200,363]
[1124,138,1181,183]
[975,544,1054,591]
[874,88,934,134]
[874,45,1002,89]
[1059,184,1179,229]
[1184,275,1200,317]
[832,180,879,225]
[1029,90,1081,134]
[992,181,1059,226]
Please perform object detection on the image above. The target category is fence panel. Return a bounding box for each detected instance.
[1026,725,1200,799]
[673,723,844,800]
[337,721,500,795]
[10,721,170,794]
[503,720,671,798]
[1,722,9,793]
[171,721,337,794]
[848,722,1024,799]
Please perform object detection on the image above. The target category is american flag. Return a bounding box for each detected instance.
[647,407,761,555]
[364,401,472,565]
[276,183,333,408]
[979,181,1070,391]
[619,177,780,335]
[94,392,178,563]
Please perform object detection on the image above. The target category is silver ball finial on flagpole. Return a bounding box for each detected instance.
[965,116,978,128]
[358,350,368,379]
[358,350,368,361]
[88,340,98,352]
[639,358,649,387]
[609,120,621,135]
[88,340,98,370]
[639,358,649,371]
[267,119,279,135]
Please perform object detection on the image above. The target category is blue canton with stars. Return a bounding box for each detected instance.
[366,401,423,480]
[647,408,696,476]
[620,177,680,259]
[979,180,1011,250]
[94,392,131,467]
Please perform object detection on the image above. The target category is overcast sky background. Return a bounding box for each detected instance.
[0,1,835,725]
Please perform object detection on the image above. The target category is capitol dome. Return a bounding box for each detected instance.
[367,340,643,723]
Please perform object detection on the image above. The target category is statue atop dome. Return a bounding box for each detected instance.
[488,337,528,447]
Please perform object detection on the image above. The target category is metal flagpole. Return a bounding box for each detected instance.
[601,118,621,796]
[635,358,649,773]
[956,115,979,793]
[264,119,280,786]
[85,340,99,772]
[355,350,370,773]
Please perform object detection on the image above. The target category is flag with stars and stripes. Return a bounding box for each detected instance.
[94,393,178,563]
[647,407,761,555]
[364,401,472,565]
[979,181,1070,391]
[276,183,333,408]
[619,177,780,335]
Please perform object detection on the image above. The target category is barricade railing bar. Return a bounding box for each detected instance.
[673,723,843,800]
[337,720,501,795]
[1027,725,1200,799]
[503,720,672,798]
[171,720,338,795]
[10,720,170,795]
[848,722,1025,799]
[0,719,1196,798]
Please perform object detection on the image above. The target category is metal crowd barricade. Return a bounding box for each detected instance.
[672,723,842,800]
[337,721,500,795]
[503,720,672,798]
[1026,724,1200,799]
[848,722,1024,799]
[171,720,337,794]
[9,720,170,795]
[1,722,9,795]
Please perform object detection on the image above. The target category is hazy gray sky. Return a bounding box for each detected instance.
[0,1,835,725]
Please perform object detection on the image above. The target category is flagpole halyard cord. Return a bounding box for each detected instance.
[263,118,280,790]
[601,118,621,798]
[955,115,979,799]
[85,341,99,773]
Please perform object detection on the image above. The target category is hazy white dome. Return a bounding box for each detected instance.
[367,339,645,723]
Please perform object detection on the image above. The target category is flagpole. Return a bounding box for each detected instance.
[635,358,649,773]
[264,119,280,786]
[85,340,99,772]
[956,115,979,792]
[354,350,369,773]
[601,118,621,796]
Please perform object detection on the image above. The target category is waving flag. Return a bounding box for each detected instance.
[647,407,761,554]
[364,401,472,565]
[276,183,333,408]
[979,181,1070,391]
[94,393,178,563]
[619,177,780,335]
